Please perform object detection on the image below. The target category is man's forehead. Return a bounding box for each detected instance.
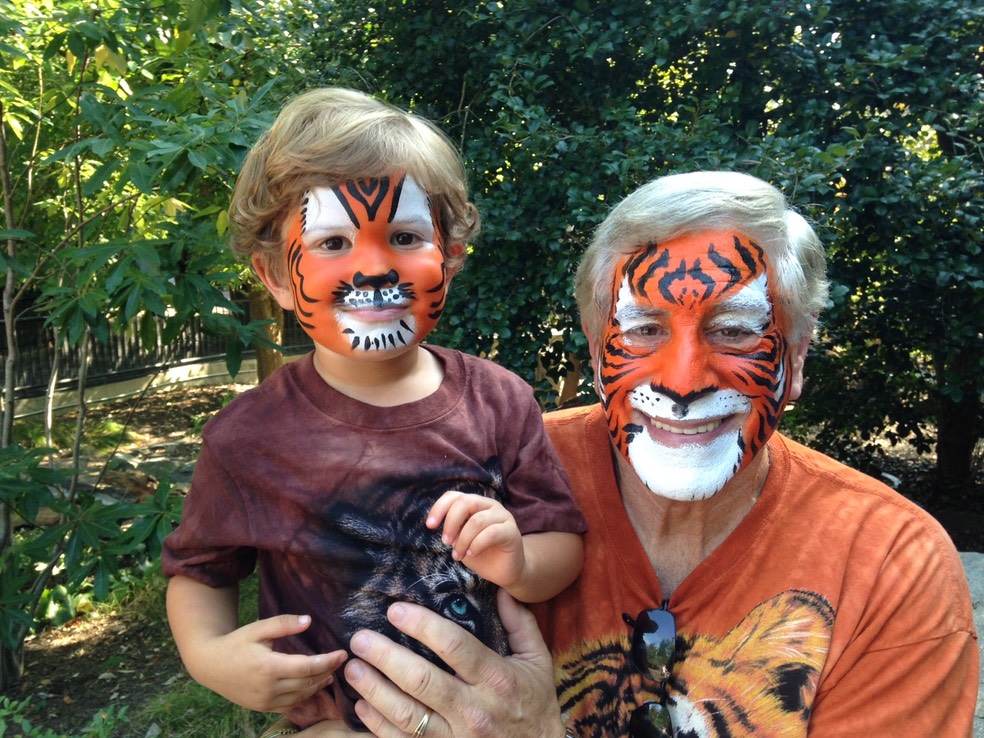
[630,231,765,260]
[614,271,770,314]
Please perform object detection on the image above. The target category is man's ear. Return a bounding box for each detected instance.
[787,333,812,401]
[582,318,606,402]
[252,253,294,311]
[582,318,600,362]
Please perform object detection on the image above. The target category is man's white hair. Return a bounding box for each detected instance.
[576,171,829,344]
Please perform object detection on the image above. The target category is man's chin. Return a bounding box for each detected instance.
[626,433,742,501]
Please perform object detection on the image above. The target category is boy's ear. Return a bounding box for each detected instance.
[444,242,466,281]
[252,253,294,311]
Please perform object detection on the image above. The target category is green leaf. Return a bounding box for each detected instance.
[226,338,243,378]
[0,228,36,241]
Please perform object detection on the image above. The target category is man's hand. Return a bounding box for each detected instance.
[427,491,526,588]
[342,588,566,738]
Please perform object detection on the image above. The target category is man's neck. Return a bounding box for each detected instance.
[618,448,770,597]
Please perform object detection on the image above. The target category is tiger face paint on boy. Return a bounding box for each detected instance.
[283,175,449,356]
[598,231,792,500]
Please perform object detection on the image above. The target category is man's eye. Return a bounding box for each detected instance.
[620,324,667,349]
[708,325,762,351]
[625,325,664,338]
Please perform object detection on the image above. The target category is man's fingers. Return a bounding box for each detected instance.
[495,589,551,663]
[349,619,462,706]
[346,659,449,738]
[386,602,493,688]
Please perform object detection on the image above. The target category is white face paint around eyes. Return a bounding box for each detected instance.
[388,176,436,239]
[302,176,436,244]
[713,273,771,320]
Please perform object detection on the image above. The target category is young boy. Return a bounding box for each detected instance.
[161,87,586,731]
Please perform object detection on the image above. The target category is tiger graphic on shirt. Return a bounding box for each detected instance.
[554,590,834,737]
[326,457,510,665]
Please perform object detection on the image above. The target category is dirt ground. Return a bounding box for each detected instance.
[6,383,984,735]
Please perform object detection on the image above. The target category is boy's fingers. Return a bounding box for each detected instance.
[245,613,315,642]
[425,490,462,528]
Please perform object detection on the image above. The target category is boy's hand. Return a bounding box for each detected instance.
[426,491,525,588]
[188,614,345,713]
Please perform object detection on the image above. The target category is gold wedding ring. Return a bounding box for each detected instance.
[411,709,432,738]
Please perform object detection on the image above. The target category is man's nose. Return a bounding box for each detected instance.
[658,331,716,399]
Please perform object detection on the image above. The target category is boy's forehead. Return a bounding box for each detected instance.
[302,175,432,230]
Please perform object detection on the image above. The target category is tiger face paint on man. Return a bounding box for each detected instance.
[598,231,793,500]
[282,174,449,356]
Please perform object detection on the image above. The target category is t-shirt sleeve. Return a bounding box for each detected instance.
[806,532,979,736]
[160,438,257,586]
[500,389,587,537]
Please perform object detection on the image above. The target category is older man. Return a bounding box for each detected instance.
[313,172,978,738]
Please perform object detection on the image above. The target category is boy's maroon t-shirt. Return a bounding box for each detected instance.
[161,346,586,728]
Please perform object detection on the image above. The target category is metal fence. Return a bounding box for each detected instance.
[1,307,312,398]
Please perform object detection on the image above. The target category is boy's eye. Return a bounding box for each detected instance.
[392,231,421,248]
[318,236,348,252]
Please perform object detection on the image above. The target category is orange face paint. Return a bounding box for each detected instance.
[283,175,449,356]
[598,232,792,499]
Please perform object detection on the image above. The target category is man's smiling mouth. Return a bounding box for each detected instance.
[649,418,724,435]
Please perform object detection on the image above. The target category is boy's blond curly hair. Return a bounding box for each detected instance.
[229,87,480,280]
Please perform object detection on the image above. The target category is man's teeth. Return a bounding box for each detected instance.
[650,419,722,435]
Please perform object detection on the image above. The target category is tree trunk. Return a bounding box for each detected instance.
[934,350,982,488]
[249,284,284,383]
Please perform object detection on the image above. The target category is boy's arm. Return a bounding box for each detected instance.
[507,530,583,603]
[166,574,345,713]
[429,491,584,603]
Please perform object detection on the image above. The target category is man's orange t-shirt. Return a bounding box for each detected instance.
[533,404,978,737]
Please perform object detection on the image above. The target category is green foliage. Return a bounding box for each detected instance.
[0,696,128,737]
[0,0,981,701]
[0,0,317,686]
[299,0,983,478]
[0,457,183,649]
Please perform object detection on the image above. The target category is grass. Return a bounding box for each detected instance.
[120,570,270,737]
[12,415,137,455]
[25,564,274,738]
[136,680,270,737]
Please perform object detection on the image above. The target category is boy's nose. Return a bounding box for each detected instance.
[353,270,399,289]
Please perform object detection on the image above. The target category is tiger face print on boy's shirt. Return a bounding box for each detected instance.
[598,231,792,500]
[283,174,449,355]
